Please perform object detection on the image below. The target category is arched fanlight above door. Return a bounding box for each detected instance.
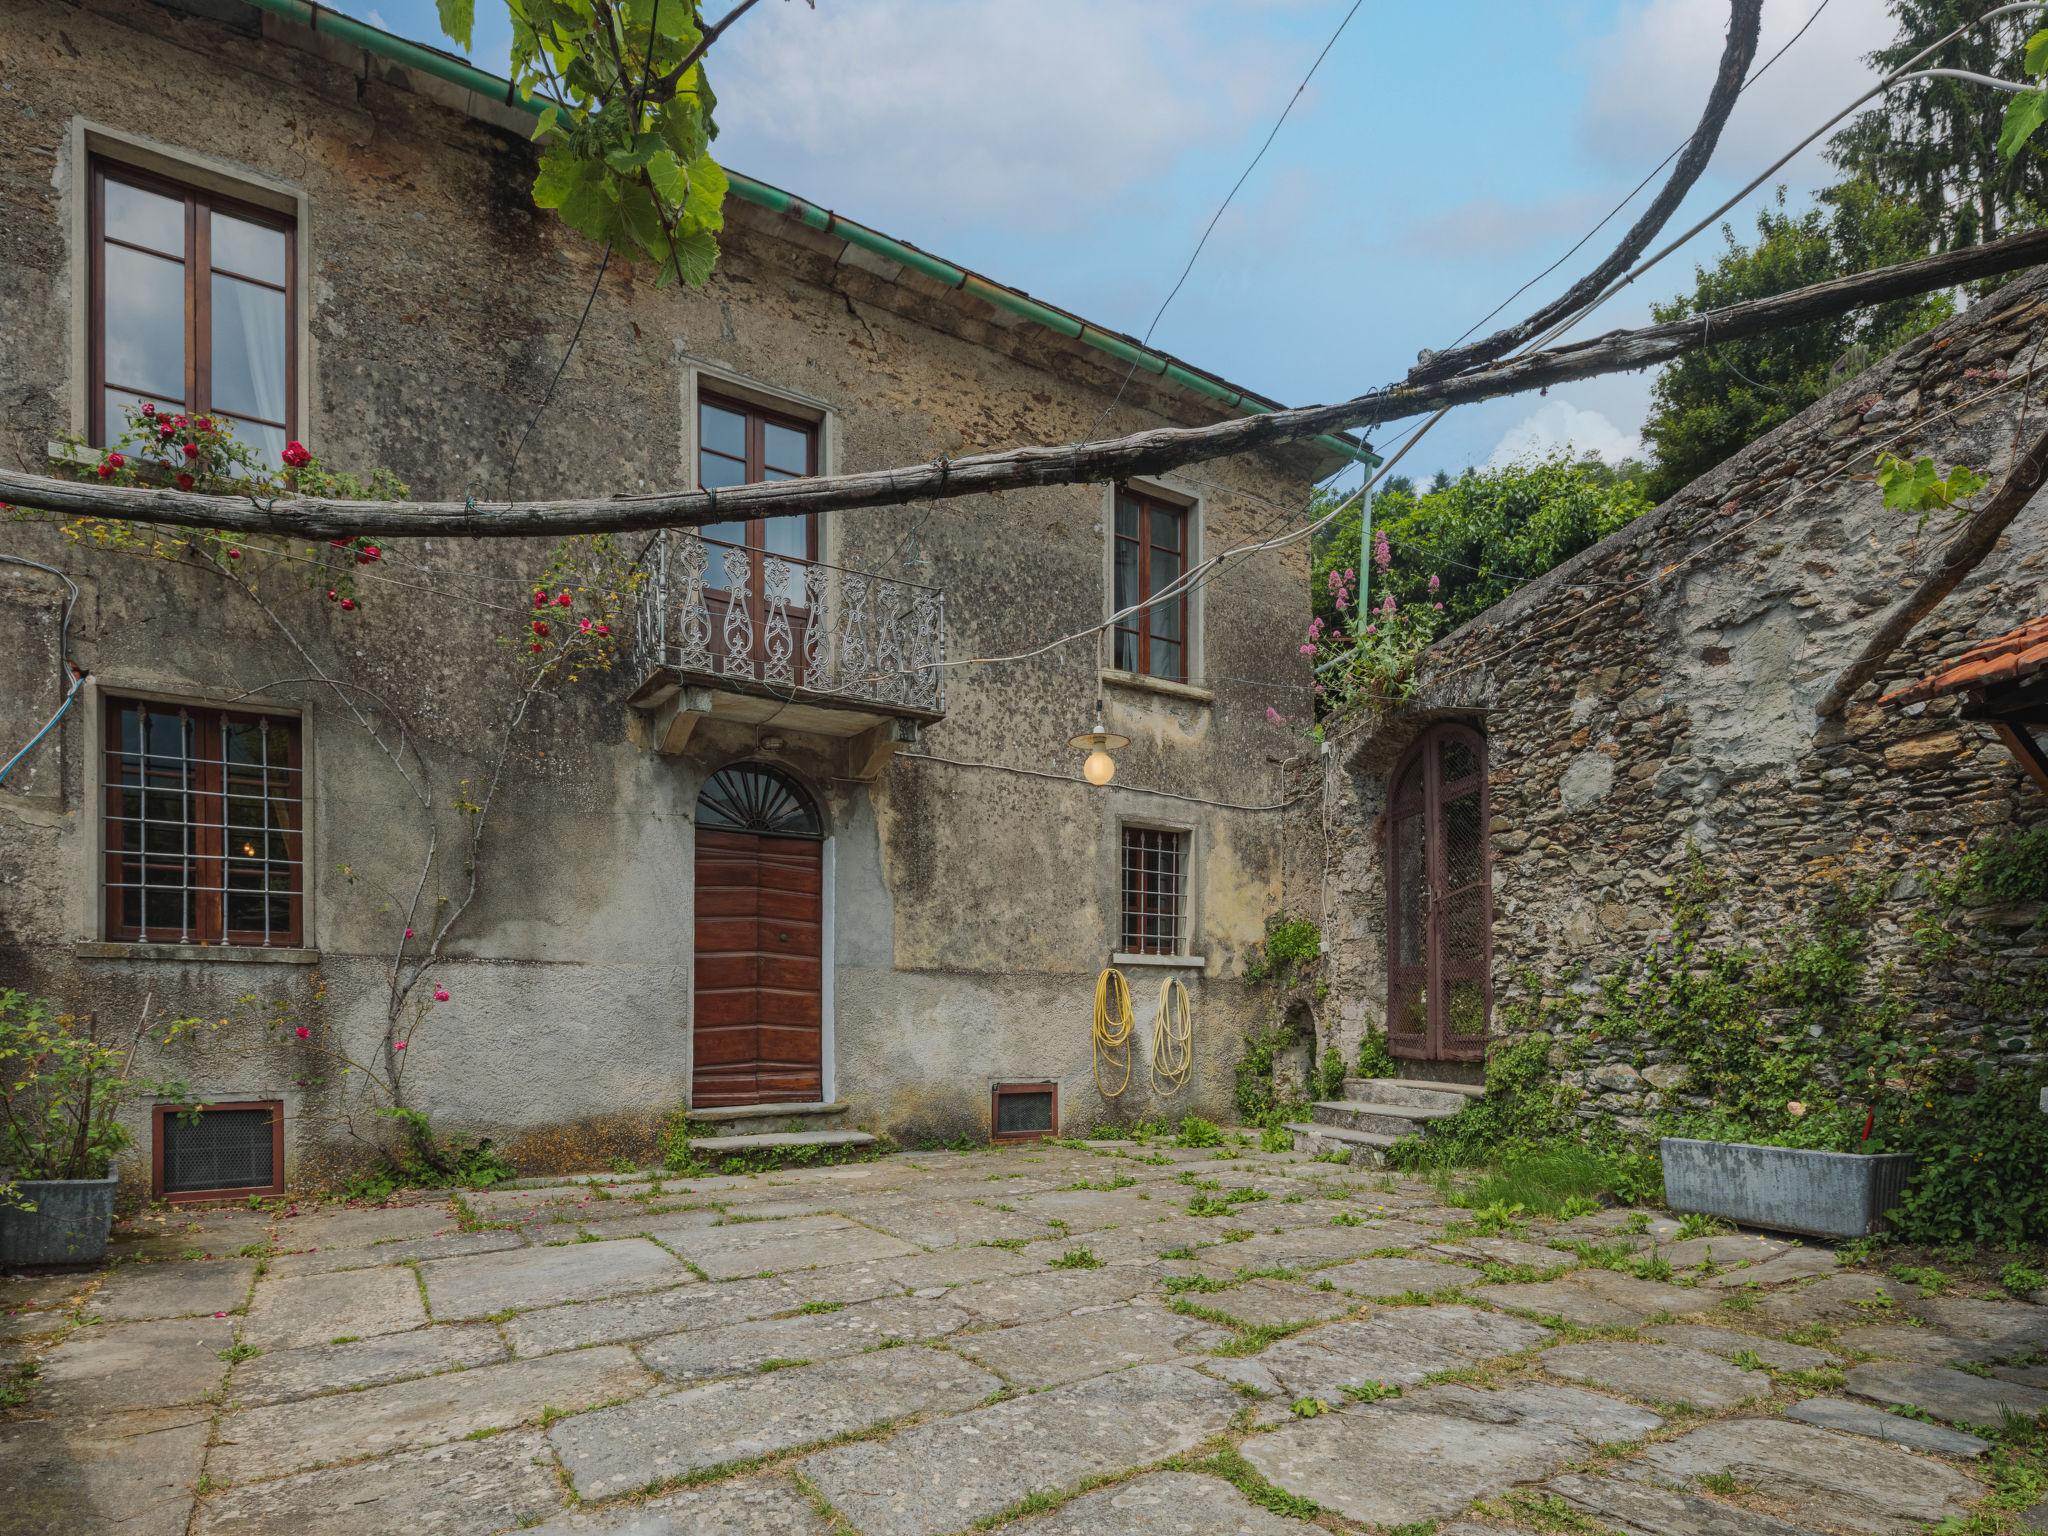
[694,762,824,838]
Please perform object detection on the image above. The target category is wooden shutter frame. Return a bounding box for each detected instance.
[1382,722,1493,1062]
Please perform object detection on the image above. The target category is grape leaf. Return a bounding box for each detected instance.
[434,0,475,51]
[1998,88,2048,162]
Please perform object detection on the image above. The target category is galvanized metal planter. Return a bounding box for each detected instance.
[0,1175,120,1265]
[1659,1137,1914,1240]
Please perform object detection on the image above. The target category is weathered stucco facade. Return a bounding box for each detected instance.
[0,0,1344,1185]
[1320,268,2048,1120]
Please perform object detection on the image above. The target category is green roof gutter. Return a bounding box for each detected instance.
[244,0,1378,469]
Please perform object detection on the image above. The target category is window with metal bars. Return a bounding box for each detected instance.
[90,159,297,460]
[1111,486,1191,682]
[101,697,304,946]
[1119,826,1188,955]
[153,1101,284,1201]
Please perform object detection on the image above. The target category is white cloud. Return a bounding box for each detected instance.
[1487,399,1646,467]
[712,1,1284,228]
[1399,192,1610,262]
[1574,0,1894,188]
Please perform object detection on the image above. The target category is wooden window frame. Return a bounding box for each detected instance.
[152,1100,285,1203]
[990,1081,1059,1143]
[88,156,298,450]
[1119,825,1189,957]
[695,388,820,560]
[100,695,306,947]
[1112,485,1191,683]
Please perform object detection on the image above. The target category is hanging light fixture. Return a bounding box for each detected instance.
[1068,701,1130,786]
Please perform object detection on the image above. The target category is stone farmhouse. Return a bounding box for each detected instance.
[0,0,1369,1191]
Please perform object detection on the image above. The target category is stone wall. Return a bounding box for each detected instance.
[1320,267,2048,1123]
[0,0,1331,1181]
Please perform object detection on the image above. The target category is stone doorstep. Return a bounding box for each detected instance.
[1310,1100,1465,1138]
[685,1101,854,1137]
[1343,1077,1488,1112]
[686,1129,878,1154]
[1285,1122,1398,1166]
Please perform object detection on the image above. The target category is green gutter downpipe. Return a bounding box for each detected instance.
[243,0,1378,468]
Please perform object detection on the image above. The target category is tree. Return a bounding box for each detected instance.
[1640,180,1952,502]
[1309,457,1652,639]
[1828,1,2048,251]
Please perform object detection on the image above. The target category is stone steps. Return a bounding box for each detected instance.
[1310,1099,1466,1138]
[1285,1122,1400,1167]
[686,1129,878,1156]
[684,1101,854,1139]
[1342,1077,1486,1112]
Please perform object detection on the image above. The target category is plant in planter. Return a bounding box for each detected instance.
[0,990,190,1264]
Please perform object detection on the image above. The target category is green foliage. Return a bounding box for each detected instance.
[1876,1064,2048,1248]
[1385,1027,1581,1174]
[1048,1248,1102,1270]
[1231,1023,1302,1130]
[2003,1263,2045,1296]
[1341,1380,1402,1403]
[1313,1042,1347,1103]
[1242,917,1322,984]
[1258,1125,1294,1154]
[1312,459,1648,643]
[1941,825,2048,906]
[1355,1030,1399,1080]
[1874,452,1988,522]
[433,0,731,287]
[1641,180,1951,500]
[1444,1146,1631,1219]
[343,1106,514,1200]
[0,991,191,1205]
[1174,1115,1224,1149]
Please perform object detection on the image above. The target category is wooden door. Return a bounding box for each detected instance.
[1384,722,1492,1062]
[692,764,825,1107]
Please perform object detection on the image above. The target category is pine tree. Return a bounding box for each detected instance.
[1827,0,2047,250]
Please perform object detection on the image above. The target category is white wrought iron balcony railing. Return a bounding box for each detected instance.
[634,531,946,717]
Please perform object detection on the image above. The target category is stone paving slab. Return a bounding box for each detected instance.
[92,1259,257,1322]
[0,1273,94,1342]
[576,1207,727,1242]
[263,1228,527,1278]
[1469,1269,1707,1327]
[1318,1257,1485,1297]
[192,1427,563,1535]
[1833,1323,2004,1364]
[422,1236,688,1319]
[1785,1394,1991,1457]
[1652,1233,1790,1271]
[799,1362,1241,1536]
[948,1264,1160,1325]
[241,1265,427,1350]
[1698,1244,1839,1288]
[1242,1382,1661,1527]
[110,1208,277,1261]
[271,1203,456,1251]
[1547,1470,1814,1536]
[1641,1322,1838,1369]
[949,1301,1216,1388]
[27,1316,234,1413]
[1243,1304,1552,1400]
[1750,1271,1900,1325]
[1011,1188,1172,1231]
[1182,1225,1396,1276]
[226,1320,507,1408]
[1913,1296,2048,1350]
[637,1294,971,1381]
[0,1405,209,1536]
[551,1345,999,1499]
[671,1214,922,1279]
[503,1275,798,1356]
[1430,1236,1577,1271]
[1844,1359,2048,1424]
[1619,1416,1979,1535]
[854,1199,1050,1249]
[1195,1278,1355,1330]
[208,1343,653,1484]
[1000,1471,1305,1535]
[1538,1341,1771,1409]
[521,1474,831,1534]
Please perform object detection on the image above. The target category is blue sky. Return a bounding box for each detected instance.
[335,0,1893,482]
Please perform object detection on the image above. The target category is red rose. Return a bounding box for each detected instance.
[339,597,356,611]
[578,618,592,634]
[531,620,549,637]
[281,441,312,468]
[530,642,543,653]
[326,589,338,600]
[195,417,213,431]
[175,473,194,491]
[294,1025,310,1039]
[227,548,241,561]
[363,545,381,561]
[182,442,200,460]
[555,591,572,607]
[158,424,174,439]
[595,623,610,636]
[140,403,156,417]
[106,452,125,470]
[96,461,114,479]
[173,415,188,428]
[532,591,548,609]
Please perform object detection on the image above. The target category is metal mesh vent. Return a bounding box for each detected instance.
[163,1106,275,1194]
[994,1087,1055,1135]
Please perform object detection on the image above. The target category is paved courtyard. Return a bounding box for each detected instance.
[4,1139,2045,1535]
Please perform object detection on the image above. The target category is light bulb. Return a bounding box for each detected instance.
[1083,749,1117,786]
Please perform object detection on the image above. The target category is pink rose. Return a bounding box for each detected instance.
[433,988,449,1002]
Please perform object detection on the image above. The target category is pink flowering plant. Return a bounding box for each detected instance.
[1298,539,1445,715]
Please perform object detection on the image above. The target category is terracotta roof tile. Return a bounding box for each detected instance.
[1882,613,2048,706]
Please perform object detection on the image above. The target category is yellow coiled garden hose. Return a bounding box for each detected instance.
[1150,975,1193,1098]
[1095,968,1194,1100]
[1093,967,1134,1098]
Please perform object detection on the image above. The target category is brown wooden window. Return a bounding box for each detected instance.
[101,697,304,946]
[1384,722,1492,1063]
[1112,486,1190,682]
[1120,826,1188,955]
[90,159,297,461]
[991,1082,1057,1142]
[153,1101,284,1202]
[696,390,819,579]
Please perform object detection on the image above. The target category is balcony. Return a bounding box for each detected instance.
[629,531,946,766]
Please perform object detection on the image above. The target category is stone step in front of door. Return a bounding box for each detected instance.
[685,1101,853,1139]
[1342,1077,1486,1113]
[1285,1122,1399,1167]
[686,1129,878,1155]
[1311,1100,1464,1138]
